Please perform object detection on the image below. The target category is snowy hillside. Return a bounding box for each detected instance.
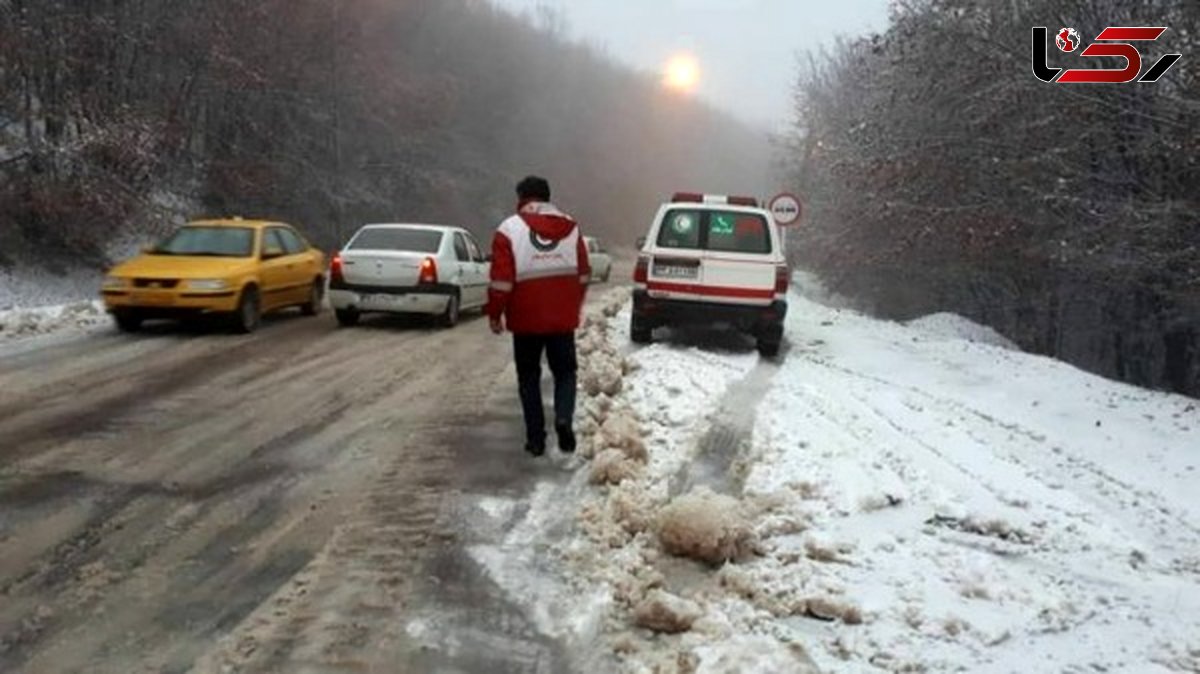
[0,268,102,311]
[742,288,1199,672]
[471,283,1200,673]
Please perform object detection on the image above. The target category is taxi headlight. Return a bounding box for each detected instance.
[102,276,127,289]
[186,279,230,291]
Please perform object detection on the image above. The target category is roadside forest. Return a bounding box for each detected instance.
[0,0,767,268]
[787,0,1200,395]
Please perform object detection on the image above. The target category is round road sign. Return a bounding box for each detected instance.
[769,193,803,226]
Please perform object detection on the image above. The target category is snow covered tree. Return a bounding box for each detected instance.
[786,0,1199,395]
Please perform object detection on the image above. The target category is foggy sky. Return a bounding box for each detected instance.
[490,0,890,130]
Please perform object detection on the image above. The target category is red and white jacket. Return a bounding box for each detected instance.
[487,201,590,335]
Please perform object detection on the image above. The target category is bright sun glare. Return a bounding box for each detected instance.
[664,54,700,93]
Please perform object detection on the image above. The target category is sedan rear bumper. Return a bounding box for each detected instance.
[328,284,453,315]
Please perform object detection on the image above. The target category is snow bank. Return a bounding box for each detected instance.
[564,274,1199,674]
[0,300,109,342]
[737,289,1200,673]
[906,311,1018,349]
[560,291,818,672]
[0,268,102,310]
[477,274,1200,673]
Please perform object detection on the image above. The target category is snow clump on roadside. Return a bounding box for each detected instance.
[656,488,755,566]
[566,290,814,672]
[633,589,703,634]
[0,300,109,342]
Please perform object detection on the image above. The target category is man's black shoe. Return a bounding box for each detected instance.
[525,441,546,457]
[556,422,576,454]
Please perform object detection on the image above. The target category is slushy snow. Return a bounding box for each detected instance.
[737,283,1200,673]
[0,299,109,342]
[429,275,1199,673]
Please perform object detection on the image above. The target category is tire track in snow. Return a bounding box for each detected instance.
[756,342,1199,670]
[187,316,561,671]
[670,359,780,498]
[0,311,506,674]
[802,350,1200,547]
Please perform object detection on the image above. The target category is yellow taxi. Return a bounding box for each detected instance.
[101,219,326,333]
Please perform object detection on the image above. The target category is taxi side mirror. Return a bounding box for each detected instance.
[262,246,286,260]
[636,236,647,250]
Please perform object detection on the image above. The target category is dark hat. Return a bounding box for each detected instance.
[516,176,551,202]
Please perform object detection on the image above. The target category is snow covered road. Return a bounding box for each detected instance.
[2,269,1196,673]
[744,284,1200,673]
[504,277,1200,673]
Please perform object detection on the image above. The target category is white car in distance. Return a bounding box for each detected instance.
[328,224,490,327]
[585,236,613,283]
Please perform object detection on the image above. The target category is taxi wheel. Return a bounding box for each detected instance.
[113,312,143,333]
[439,292,460,329]
[233,287,262,334]
[301,279,323,316]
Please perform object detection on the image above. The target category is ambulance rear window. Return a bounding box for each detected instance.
[656,209,771,254]
[657,210,703,250]
[707,212,770,254]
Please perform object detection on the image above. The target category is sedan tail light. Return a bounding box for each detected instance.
[419,257,438,284]
[330,252,344,284]
[634,255,650,284]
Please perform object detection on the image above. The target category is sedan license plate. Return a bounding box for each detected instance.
[363,294,402,310]
[653,263,698,280]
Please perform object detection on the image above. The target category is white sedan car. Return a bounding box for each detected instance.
[585,236,613,283]
[328,224,490,327]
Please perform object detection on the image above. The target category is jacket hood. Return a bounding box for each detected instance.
[519,202,576,241]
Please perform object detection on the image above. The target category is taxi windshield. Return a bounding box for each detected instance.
[153,227,255,258]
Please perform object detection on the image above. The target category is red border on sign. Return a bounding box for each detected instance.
[769,192,803,226]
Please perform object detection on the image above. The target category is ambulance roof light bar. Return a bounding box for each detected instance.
[671,193,759,208]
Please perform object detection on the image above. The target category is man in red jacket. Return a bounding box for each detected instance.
[487,176,591,456]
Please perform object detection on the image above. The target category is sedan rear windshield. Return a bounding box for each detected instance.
[349,228,443,253]
[154,227,255,257]
[657,209,771,254]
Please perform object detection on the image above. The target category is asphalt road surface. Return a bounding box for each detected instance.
[0,268,629,674]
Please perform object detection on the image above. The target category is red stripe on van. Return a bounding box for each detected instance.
[646,281,776,300]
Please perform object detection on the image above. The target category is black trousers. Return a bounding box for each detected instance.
[512,333,577,446]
